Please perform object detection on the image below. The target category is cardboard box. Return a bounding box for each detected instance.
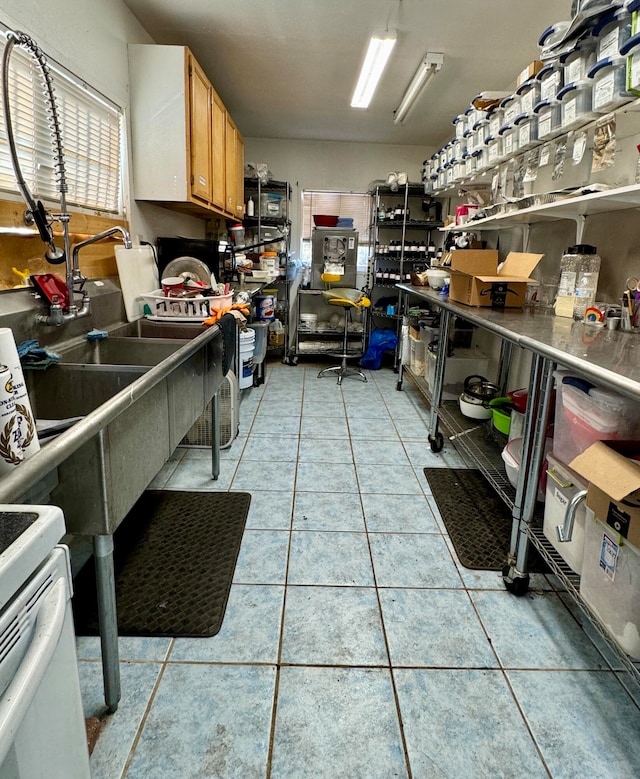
[448,250,543,308]
[570,441,640,549]
[517,60,544,87]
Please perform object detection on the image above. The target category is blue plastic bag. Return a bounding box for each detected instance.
[360,328,398,370]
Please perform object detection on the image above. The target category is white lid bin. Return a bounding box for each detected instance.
[534,99,562,140]
[587,56,632,112]
[581,507,640,659]
[543,452,588,575]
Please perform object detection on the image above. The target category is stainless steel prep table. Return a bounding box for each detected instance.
[396,282,640,682]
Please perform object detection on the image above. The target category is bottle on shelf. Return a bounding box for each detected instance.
[573,246,601,321]
[246,196,254,217]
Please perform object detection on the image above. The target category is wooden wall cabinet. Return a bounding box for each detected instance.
[128,44,244,220]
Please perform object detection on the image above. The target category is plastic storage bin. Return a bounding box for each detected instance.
[543,452,588,574]
[514,113,538,150]
[534,99,562,139]
[485,135,504,166]
[552,374,640,466]
[260,192,284,218]
[561,41,597,85]
[499,123,518,158]
[588,56,632,111]
[581,507,640,659]
[537,62,564,102]
[501,436,552,500]
[516,78,541,115]
[593,8,632,61]
[557,80,595,130]
[426,348,489,401]
[501,94,520,126]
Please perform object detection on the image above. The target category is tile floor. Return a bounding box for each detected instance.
[78,359,640,779]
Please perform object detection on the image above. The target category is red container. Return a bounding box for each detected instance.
[313,214,339,227]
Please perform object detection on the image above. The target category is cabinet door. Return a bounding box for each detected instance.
[188,56,212,203]
[211,87,226,211]
[234,130,245,219]
[225,114,238,216]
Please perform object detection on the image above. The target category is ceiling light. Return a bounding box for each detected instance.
[393,52,444,125]
[351,31,396,109]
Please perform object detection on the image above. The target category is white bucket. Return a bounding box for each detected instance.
[239,329,255,389]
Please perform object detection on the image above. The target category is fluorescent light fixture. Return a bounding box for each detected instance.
[351,31,396,109]
[393,52,444,125]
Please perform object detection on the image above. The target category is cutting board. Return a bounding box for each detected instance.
[115,245,159,321]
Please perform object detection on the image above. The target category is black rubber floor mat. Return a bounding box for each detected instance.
[73,490,251,637]
[423,468,546,572]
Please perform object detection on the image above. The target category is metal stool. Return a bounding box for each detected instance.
[317,287,370,385]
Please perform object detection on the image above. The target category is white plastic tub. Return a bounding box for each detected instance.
[534,99,562,139]
[562,41,597,85]
[501,436,551,500]
[485,135,504,166]
[516,79,541,115]
[593,8,632,61]
[588,56,632,112]
[543,452,588,574]
[537,62,564,102]
[501,94,520,126]
[558,79,595,130]
[514,113,538,151]
[499,123,518,158]
[581,507,640,659]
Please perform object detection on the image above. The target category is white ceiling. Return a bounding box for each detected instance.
[122,0,573,148]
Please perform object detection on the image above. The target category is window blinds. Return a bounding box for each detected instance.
[0,31,122,214]
[302,191,371,244]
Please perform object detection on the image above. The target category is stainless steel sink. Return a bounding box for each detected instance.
[110,319,209,340]
[58,336,188,366]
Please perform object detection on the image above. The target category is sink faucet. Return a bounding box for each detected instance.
[1,30,130,326]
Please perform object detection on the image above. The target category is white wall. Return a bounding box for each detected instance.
[245,137,437,258]
[0,0,205,245]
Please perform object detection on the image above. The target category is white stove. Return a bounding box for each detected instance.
[0,505,90,779]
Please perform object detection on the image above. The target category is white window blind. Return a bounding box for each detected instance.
[0,30,123,214]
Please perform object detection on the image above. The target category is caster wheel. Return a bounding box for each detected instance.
[396,381,403,391]
[428,432,444,452]
[290,356,299,366]
[502,565,530,596]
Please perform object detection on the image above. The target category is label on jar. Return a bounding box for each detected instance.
[558,270,577,296]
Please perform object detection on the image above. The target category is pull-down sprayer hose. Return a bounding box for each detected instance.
[1,30,69,264]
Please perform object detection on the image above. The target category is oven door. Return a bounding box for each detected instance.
[0,547,90,779]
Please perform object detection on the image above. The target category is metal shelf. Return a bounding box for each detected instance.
[403,365,516,510]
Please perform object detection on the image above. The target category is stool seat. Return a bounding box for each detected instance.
[318,287,370,385]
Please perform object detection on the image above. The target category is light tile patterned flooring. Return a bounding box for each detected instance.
[78,360,640,778]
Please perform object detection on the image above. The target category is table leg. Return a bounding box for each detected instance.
[93,533,120,713]
[211,391,220,480]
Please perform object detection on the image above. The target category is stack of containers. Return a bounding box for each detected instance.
[514,77,541,150]
[587,6,633,112]
[499,94,520,158]
[557,36,598,130]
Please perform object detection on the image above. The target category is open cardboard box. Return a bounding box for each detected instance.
[448,249,543,308]
[570,440,640,548]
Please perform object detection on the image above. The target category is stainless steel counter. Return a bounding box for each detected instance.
[397,284,640,402]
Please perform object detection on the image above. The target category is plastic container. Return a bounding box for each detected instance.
[534,99,562,139]
[261,193,284,218]
[572,245,601,321]
[561,41,597,85]
[543,452,588,574]
[248,322,269,365]
[621,26,640,95]
[552,374,640,465]
[299,312,318,332]
[557,80,595,130]
[581,507,640,659]
[501,94,520,126]
[487,107,504,139]
[254,293,276,321]
[588,56,631,112]
[485,135,504,166]
[499,123,518,158]
[501,436,552,500]
[514,113,538,151]
[516,78,541,115]
[537,61,564,102]
[238,329,255,389]
[593,8,632,61]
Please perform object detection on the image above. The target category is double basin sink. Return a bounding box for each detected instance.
[18,318,224,536]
